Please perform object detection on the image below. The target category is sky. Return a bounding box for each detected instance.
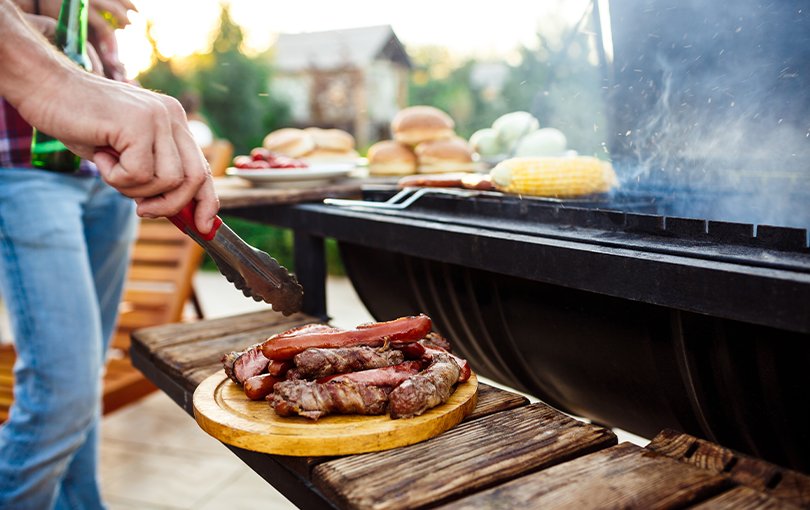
[115,0,593,79]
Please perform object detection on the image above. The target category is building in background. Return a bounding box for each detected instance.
[269,25,412,149]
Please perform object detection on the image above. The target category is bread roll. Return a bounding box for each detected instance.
[304,148,360,163]
[262,128,316,158]
[414,137,477,173]
[367,140,417,176]
[391,106,455,146]
[304,127,356,151]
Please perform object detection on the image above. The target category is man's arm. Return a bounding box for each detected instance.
[0,0,218,232]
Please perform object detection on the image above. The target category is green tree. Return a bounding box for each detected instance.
[192,5,289,155]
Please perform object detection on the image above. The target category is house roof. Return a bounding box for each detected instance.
[271,25,412,72]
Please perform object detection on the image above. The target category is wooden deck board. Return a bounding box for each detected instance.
[437,442,730,510]
[312,402,617,510]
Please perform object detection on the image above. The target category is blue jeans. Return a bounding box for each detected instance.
[0,168,137,509]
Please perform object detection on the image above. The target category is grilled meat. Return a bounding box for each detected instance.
[294,345,405,379]
[389,353,461,419]
[261,315,432,361]
[221,343,269,384]
[318,360,423,386]
[271,380,389,420]
[421,332,452,352]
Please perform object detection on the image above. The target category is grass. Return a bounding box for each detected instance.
[200,216,346,276]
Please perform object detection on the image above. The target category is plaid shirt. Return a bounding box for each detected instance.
[0,97,34,167]
[0,96,96,173]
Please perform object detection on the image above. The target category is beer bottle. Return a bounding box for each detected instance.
[30,0,92,173]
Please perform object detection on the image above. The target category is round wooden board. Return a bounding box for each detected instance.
[193,369,479,456]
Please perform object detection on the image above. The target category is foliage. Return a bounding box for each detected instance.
[192,7,289,155]
[407,14,610,159]
[136,5,289,156]
[200,217,345,277]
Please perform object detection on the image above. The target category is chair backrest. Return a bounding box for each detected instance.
[0,218,206,421]
[111,218,205,355]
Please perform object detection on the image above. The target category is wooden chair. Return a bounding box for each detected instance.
[0,217,205,422]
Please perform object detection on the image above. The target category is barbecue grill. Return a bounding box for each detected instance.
[229,0,810,474]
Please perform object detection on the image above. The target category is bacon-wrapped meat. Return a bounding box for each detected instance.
[221,343,269,384]
[270,380,389,420]
[318,361,423,387]
[294,345,405,379]
[422,332,452,352]
[261,315,431,361]
[389,353,461,419]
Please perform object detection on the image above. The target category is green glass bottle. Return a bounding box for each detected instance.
[30,0,92,173]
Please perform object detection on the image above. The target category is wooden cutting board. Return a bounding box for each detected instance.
[193,369,479,456]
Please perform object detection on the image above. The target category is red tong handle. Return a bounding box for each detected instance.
[167,200,222,242]
[94,146,222,241]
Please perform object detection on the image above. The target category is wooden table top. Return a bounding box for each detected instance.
[213,174,398,210]
[130,311,810,510]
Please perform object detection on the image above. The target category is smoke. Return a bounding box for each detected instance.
[606,0,810,231]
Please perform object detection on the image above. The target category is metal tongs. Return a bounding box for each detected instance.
[324,187,485,211]
[95,147,303,316]
[168,201,303,316]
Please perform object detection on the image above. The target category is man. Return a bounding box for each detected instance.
[0,0,219,507]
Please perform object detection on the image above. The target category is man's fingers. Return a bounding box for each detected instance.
[192,178,220,234]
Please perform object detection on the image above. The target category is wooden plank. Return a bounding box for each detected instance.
[127,265,186,282]
[131,310,316,355]
[688,486,802,510]
[437,442,730,510]
[647,429,810,509]
[102,358,157,415]
[117,309,172,331]
[136,219,189,241]
[465,383,529,421]
[214,177,366,211]
[122,288,175,309]
[312,401,617,510]
[130,243,186,264]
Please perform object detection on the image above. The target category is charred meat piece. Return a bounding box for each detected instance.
[318,360,423,386]
[294,345,405,379]
[423,346,471,383]
[389,353,461,419]
[421,332,452,352]
[271,380,389,420]
[221,343,270,385]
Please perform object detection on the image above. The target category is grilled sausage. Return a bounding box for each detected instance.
[244,373,285,400]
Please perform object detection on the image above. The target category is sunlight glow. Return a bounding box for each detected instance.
[116,0,594,79]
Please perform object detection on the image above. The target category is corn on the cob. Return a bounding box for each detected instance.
[490,156,617,197]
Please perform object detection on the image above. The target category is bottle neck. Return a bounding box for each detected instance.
[55,0,90,71]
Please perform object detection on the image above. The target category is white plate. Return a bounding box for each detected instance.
[226,163,355,188]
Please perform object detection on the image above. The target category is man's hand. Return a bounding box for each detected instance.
[0,0,219,233]
[22,13,55,39]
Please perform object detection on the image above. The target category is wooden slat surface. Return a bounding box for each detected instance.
[132,310,320,391]
[214,176,366,210]
[437,442,730,510]
[312,402,617,510]
[647,429,810,509]
[689,486,803,510]
[465,383,529,421]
